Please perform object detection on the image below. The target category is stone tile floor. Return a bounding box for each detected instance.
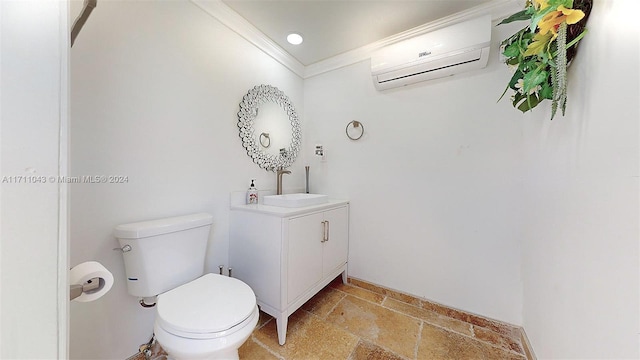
[138,277,529,360]
[239,278,527,360]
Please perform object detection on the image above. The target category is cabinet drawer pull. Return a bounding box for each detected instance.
[325,220,329,242]
[321,221,328,242]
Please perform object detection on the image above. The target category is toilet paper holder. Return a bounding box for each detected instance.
[69,277,101,301]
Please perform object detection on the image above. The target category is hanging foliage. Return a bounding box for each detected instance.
[498,0,591,119]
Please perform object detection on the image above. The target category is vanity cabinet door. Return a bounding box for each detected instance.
[287,212,324,303]
[231,202,348,346]
[322,206,349,276]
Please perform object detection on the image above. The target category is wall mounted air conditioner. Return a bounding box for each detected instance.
[371,15,491,90]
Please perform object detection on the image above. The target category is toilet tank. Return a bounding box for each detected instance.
[114,213,213,298]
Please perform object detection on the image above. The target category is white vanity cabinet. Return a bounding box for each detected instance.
[229,200,349,345]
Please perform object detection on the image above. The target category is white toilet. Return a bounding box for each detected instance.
[114,213,258,360]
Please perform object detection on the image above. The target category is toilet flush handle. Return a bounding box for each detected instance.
[113,244,132,253]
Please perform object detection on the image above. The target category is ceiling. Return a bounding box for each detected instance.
[222,0,494,66]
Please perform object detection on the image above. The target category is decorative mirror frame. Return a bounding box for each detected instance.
[237,85,301,171]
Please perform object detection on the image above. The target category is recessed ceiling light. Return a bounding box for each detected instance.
[287,33,303,45]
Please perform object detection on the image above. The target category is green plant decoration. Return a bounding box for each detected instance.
[498,0,591,119]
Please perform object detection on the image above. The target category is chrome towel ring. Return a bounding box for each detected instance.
[259,132,271,148]
[345,120,364,140]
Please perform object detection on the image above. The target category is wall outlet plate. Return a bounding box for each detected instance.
[314,144,326,161]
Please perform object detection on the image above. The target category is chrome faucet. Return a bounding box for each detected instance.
[276,168,291,195]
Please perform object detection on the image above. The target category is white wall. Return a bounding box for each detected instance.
[1,1,68,358]
[304,0,639,357]
[69,1,304,358]
[520,0,639,358]
[303,22,526,325]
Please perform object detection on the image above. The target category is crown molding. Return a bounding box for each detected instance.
[190,0,306,78]
[305,0,523,78]
[191,0,523,80]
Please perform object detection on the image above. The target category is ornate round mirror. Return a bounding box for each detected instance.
[237,85,301,171]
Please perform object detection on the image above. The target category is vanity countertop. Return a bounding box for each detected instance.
[230,199,349,217]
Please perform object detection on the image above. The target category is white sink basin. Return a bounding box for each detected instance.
[263,193,328,208]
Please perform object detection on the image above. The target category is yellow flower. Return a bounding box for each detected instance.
[537,6,585,38]
[524,31,554,56]
[534,0,550,10]
[538,12,564,37]
[558,5,586,25]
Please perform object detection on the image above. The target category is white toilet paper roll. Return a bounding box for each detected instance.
[70,261,114,302]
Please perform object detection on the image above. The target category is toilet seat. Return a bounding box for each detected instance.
[156,273,257,340]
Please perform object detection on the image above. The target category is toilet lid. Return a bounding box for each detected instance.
[156,273,256,335]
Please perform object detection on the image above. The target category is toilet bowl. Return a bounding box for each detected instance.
[153,273,259,360]
[114,214,259,360]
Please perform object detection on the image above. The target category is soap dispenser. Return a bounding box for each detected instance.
[246,179,258,205]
